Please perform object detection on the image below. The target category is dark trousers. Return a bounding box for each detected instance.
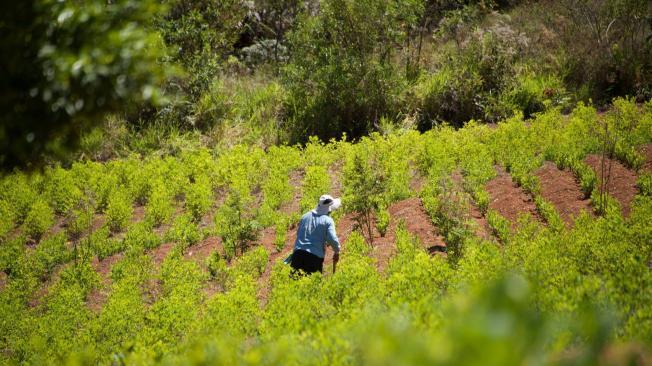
[290,249,324,275]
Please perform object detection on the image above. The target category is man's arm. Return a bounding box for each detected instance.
[326,219,340,273]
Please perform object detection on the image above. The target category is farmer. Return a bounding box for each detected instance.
[289,194,341,275]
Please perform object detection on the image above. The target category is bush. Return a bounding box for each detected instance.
[106,188,133,233]
[283,0,405,142]
[145,182,174,227]
[501,73,571,118]
[185,175,213,222]
[414,27,520,127]
[0,199,15,239]
[42,167,83,215]
[23,199,55,240]
[165,213,202,251]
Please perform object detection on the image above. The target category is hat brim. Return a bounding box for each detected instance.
[315,197,341,215]
[329,198,341,211]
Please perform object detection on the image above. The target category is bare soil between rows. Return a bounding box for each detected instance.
[585,154,638,217]
[535,162,593,226]
[485,166,541,225]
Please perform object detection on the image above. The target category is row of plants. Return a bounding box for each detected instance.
[0,99,651,364]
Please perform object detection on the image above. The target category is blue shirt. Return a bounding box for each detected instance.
[293,210,340,259]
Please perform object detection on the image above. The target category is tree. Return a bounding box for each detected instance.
[283,0,407,143]
[0,0,171,171]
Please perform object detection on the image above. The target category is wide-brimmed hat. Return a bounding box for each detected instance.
[313,194,341,215]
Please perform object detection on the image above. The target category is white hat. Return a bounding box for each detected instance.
[314,194,341,215]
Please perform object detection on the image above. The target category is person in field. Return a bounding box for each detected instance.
[288,194,341,275]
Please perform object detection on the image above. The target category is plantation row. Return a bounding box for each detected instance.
[0,99,651,364]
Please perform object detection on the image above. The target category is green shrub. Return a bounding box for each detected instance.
[502,73,570,118]
[274,218,289,253]
[534,196,565,233]
[232,246,269,279]
[300,165,331,213]
[145,182,174,227]
[206,250,229,287]
[487,210,511,242]
[165,213,202,251]
[0,199,16,239]
[375,206,390,238]
[343,150,385,244]
[214,188,260,261]
[106,188,133,233]
[283,0,404,142]
[124,222,160,252]
[23,199,55,240]
[185,176,213,222]
[638,173,652,197]
[43,167,83,215]
[66,206,93,241]
[33,233,72,278]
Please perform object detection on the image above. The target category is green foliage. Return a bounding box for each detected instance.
[0,199,15,239]
[23,199,55,241]
[42,167,83,215]
[105,188,133,233]
[487,210,511,242]
[185,175,213,222]
[501,73,571,118]
[124,222,161,252]
[638,173,652,197]
[274,218,289,253]
[65,204,94,242]
[283,0,405,142]
[157,0,246,103]
[300,165,331,213]
[145,181,175,227]
[376,206,391,237]
[165,213,202,251]
[0,0,171,170]
[214,187,260,261]
[1,101,652,365]
[231,246,269,279]
[33,233,72,279]
[206,250,228,287]
[343,150,385,244]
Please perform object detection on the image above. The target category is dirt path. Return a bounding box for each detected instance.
[535,162,593,226]
[485,166,541,224]
[585,155,638,217]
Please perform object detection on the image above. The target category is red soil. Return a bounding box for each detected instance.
[585,155,638,217]
[148,242,176,267]
[639,143,652,173]
[485,166,541,224]
[87,252,125,312]
[131,205,146,224]
[534,161,593,226]
[185,236,223,269]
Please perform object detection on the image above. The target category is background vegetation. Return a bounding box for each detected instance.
[2,0,650,169]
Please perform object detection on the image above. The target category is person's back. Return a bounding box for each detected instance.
[290,195,341,275]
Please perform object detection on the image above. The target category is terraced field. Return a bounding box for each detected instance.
[1,100,652,364]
